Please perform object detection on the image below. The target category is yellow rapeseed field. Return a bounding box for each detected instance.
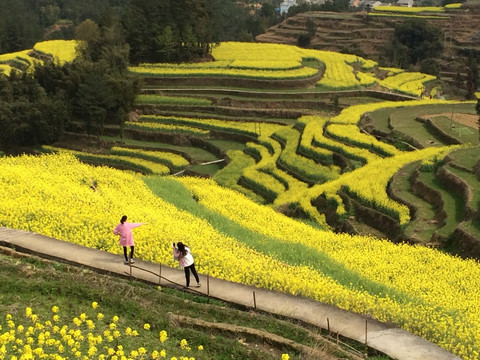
[1,153,480,359]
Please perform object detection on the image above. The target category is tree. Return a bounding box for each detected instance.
[476,99,480,143]
[384,18,443,68]
[0,72,68,151]
[75,19,100,43]
[156,26,178,62]
[297,33,311,48]
[419,58,440,76]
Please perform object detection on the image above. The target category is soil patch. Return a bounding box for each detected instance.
[424,113,478,128]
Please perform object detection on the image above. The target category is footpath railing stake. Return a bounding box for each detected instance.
[253,291,257,310]
[364,319,368,357]
[207,274,210,296]
[327,317,330,335]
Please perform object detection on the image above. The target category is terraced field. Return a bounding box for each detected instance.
[47,42,480,260]
[3,40,480,359]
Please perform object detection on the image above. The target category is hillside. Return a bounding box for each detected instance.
[1,40,480,359]
[256,8,480,92]
[0,247,374,360]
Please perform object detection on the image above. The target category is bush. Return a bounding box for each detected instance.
[419,58,440,76]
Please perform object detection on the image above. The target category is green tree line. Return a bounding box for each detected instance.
[0,0,282,63]
[0,0,285,151]
[0,20,140,151]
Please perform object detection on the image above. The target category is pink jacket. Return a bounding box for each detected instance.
[113,222,142,246]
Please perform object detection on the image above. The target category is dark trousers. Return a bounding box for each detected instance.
[123,246,134,261]
[184,263,200,287]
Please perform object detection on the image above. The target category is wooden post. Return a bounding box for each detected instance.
[327,317,330,335]
[207,274,210,296]
[364,319,368,356]
[129,263,132,280]
[159,263,162,285]
[253,291,257,310]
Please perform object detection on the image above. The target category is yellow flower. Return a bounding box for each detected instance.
[159,330,168,343]
[91,302,98,309]
[197,345,203,351]
[144,323,151,330]
[52,306,59,313]
[281,354,290,360]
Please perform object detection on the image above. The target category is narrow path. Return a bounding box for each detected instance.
[0,227,460,360]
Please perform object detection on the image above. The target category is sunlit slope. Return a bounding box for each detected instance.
[1,153,480,359]
[0,40,81,75]
[130,41,435,96]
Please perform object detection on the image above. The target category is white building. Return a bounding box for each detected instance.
[397,0,414,6]
[280,0,296,14]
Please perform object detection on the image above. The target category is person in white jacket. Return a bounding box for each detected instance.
[173,242,201,288]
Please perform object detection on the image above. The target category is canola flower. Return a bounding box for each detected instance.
[43,146,171,175]
[445,2,462,8]
[298,115,381,164]
[0,49,41,74]
[378,72,436,97]
[325,123,399,157]
[331,99,473,125]
[0,305,206,359]
[129,41,437,97]
[0,40,442,98]
[0,152,373,307]
[374,5,445,12]
[136,115,285,138]
[178,176,480,359]
[33,40,82,65]
[110,146,190,169]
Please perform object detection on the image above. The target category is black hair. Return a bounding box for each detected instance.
[177,242,188,257]
[120,215,127,224]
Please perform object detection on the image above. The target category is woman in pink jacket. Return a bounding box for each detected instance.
[113,215,143,265]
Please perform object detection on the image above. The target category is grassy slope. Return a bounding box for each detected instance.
[0,249,377,360]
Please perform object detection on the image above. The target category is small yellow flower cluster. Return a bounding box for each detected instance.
[0,304,205,360]
[378,72,436,97]
[374,5,445,12]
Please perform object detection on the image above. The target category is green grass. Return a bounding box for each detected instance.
[447,147,480,169]
[187,163,224,176]
[369,103,476,142]
[417,171,465,237]
[147,110,296,125]
[461,219,480,237]
[389,162,438,242]
[446,164,480,210]
[136,94,212,106]
[0,250,389,360]
[101,136,219,162]
[0,252,314,360]
[207,139,247,152]
[390,113,447,147]
[431,116,479,145]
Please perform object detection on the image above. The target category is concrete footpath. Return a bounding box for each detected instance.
[0,227,460,360]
